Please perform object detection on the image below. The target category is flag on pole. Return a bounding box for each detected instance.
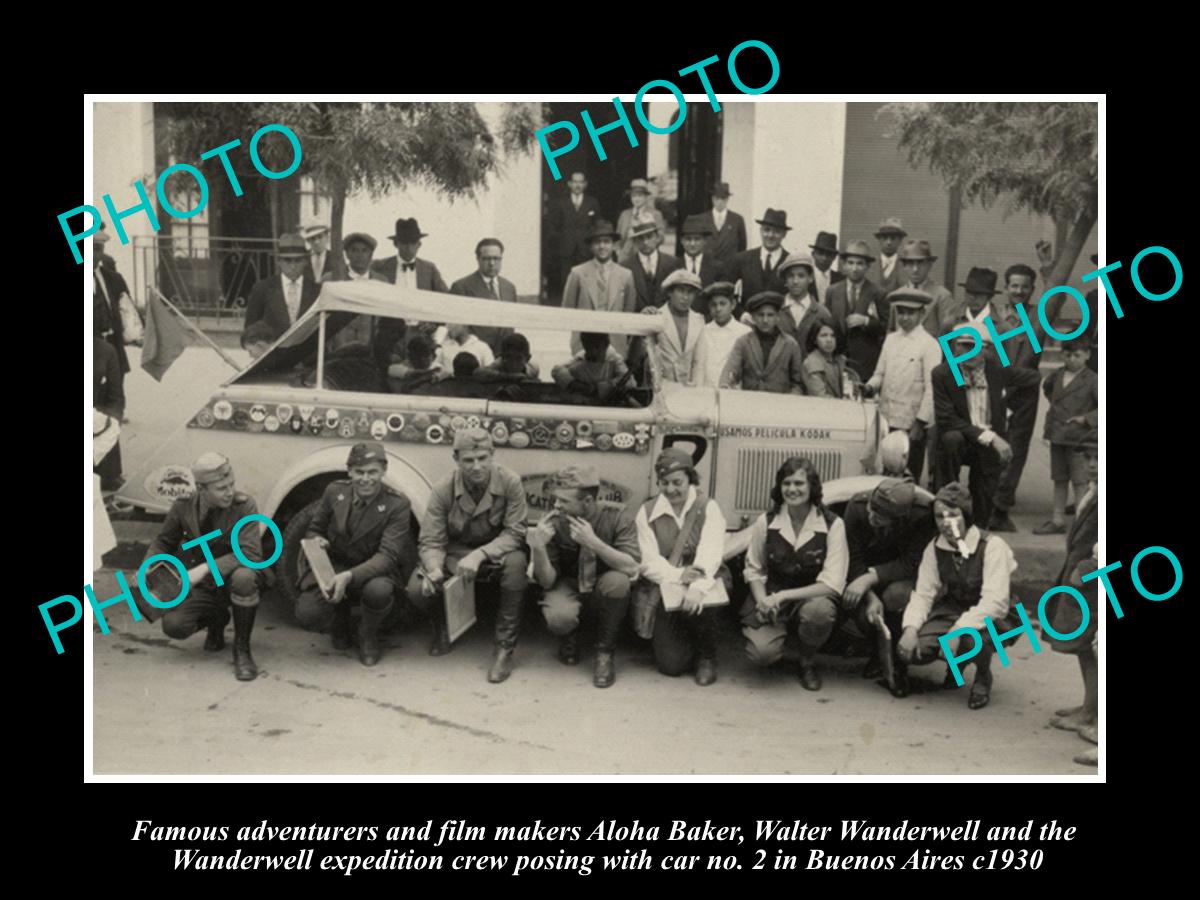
[140,293,188,381]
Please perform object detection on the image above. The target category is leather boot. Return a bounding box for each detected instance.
[357,601,391,667]
[330,601,354,650]
[487,644,515,683]
[204,607,230,652]
[694,657,718,687]
[558,630,580,665]
[797,659,822,691]
[429,606,451,656]
[231,603,258,682]
[593,650,616,688]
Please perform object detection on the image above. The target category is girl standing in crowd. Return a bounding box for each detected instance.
[802,322,856,398]
[741,457,848,690]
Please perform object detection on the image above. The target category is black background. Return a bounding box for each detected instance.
[25,30,1188,887]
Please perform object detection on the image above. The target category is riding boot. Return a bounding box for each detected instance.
[204,606,230,652]
[358,600,392,667]
[230,602,258,682]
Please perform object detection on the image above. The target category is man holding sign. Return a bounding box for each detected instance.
[294,443,416,667]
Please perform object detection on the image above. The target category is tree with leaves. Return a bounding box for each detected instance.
[156,101,543,280]
[880,102,1097,287]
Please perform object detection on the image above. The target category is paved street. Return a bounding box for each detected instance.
[91,331,1093,776]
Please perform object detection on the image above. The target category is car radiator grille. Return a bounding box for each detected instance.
[733,448,841,511]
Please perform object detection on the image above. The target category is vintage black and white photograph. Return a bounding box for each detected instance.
[86,96,1101,776]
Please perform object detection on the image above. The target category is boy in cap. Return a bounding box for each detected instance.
[475,332,541,384]
[840,477,938,695]
[720,291,806,394]
[863,288,943,483]
[695,282,750,388]
[1034,338,1098,535]
[826,239,888,379]
[889,239,958,335]
[406,428,529,683]
[873,218,907,296]
[244,233,321,338]
[898,483,1020,710]
[146,453,264,681]
[653,268,706,385]
[527,465,641,688]
[295,442,416,667]
[772,254,836,352]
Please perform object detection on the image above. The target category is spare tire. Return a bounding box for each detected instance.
[277,499,322,607]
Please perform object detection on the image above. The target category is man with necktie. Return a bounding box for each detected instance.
[547,171,601,303]
[303,224,335,283]
[561,220,638,355]
[808,231,845,303]
[873,217,908,298]
[243,233,321,341]
[450,238,520,355]
[702,182,747,267]
[726,208,793,314]
[623,221,681,312]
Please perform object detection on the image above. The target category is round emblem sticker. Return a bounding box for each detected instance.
[491,422,510,445]
[400,424,421,442]
[508,431,530,449]
[263,415,280,432]
[212,400,233,421]
[290,418,304,433]
[450,415,467,432]
[555,423,576,444]
[530,424,552,446]
[595,434,614,451]
[426,424,445,444]
[339,419,357,438]
[370,419,388,440]
[275,404,294,423]
[576,420,593,438]
[145,465,195,502]
[249,404,267,423]
[298,405,316,421]
[412,413,431,430]
[308,417,324,435]
[613,432,635,450]
[325,409,341,428]
[194,409,215,429]
[466,415,481,429]
[548,438,562,451]
[386,413,405,432]
[231,409,250,430]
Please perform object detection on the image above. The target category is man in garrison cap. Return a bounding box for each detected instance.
[145,453,265,681]
[839,477,939,696]
[527,465,641,689]
[406,427,529,684]
[294,442,417,667]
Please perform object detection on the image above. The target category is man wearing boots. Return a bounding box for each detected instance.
[294,443,416,666]
[149,453,263,681]
[528,466,641,688]
[840,477,937,696]
[405,428,529,683]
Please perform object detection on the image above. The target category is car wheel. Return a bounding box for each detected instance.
[277,499,322,608]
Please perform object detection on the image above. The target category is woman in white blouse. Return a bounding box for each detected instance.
[741,457,849,691]
[633,448,729,686]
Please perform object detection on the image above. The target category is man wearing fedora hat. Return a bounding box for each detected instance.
[808,231,845,303]
[622,220,681,312]
[678,215,726,304]
[727,208,793,309]
[243,232,321,341]
[546,171,601,304]
[562,219,638,355]
[302,224,334,284]
[372,217,449,293]
[889,239,959,335]
[826,239,888,379]
[873,218,908,296]
[616,178,667,265]
[702,182,747,266]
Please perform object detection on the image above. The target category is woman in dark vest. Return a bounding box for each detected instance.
[898,483,1020,709]
[632,448,730,686]
[741,457,849,691]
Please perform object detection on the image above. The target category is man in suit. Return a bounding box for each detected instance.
[294,442,417,667]
[808,231,845,303]
[303,225,335,283]
[93,229,132,375]
[547,172,601,303]
[873,218,908,298]
[562,220,638,355]
[450,237,519,354]
[372,217,449,292]
[826,239,888,380]
[243,233,321,341]
[327,232,390,350]
[889,239,959,335]
[931,331,1040,526]
[726,208,792,312]
[93,295,125,492]
[623,221,681,312]
[703,182,747,267]
[654,269,706,384]
[678,215,726,317]
[775,255,836,355]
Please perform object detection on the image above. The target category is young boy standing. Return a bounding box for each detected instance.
[1034,339,1098,535]
[720,291,805,394]
[695,282,750,388]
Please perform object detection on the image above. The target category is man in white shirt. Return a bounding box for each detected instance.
[326,232,387,350]
[303,225,333,282]
[807,231,844,303]
[243,233,319,341]
[695,282,750,387]
[864,288,943,483]
[434,323,495,374]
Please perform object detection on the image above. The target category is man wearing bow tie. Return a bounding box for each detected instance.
[372,217,449,292]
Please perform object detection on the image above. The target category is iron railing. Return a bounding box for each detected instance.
[132,235,281,321]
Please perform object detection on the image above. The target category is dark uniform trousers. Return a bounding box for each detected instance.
[934,432,1004,527]
[849,580,914,640]
[651,607,720,676]
[404,549,528,646]
[992,368,1041,515]
[295,574,397,632]
[741,521,838,666]
[540,572,632,653]
[148,493,264,641]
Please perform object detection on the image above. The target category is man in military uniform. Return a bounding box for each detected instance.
[148,453,263,681]
[527,466,641,688]
[294,442,416,666]
[839,477,938,696]
[405,428,529,683]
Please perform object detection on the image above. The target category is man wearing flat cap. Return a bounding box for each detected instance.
[326,232,389,351]
[720,291,806,394]
[527,465,641,688]
[889,239,960,336]
[295,443,416,667]
[622,220,681,312]
[863,288,943,483]
[653,269,707,385]
[244,233,321,342]
[826,239,888,379]
[303,224,334,283]
[146,453,264,681]
[840,477,938,695]
[450,238,519,355]
[808,231,845,304]
[726,208,792,307]
[561,219,638,355]
[678,215,726,296]
[702,182,747,267]
[406,428,529,683]
[873,217,908,297]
